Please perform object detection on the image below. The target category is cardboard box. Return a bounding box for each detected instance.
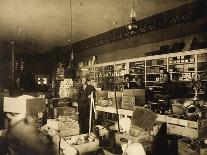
[96,91,108,100]
[108,91,122,98]
[59,128,79,137]
[54,106,76,117]
[122,96,135,104]
[122,89,145,107]
[122,96,135,110]
[4,96,46,114]
[123,89,144,97]
[97,100,109,107]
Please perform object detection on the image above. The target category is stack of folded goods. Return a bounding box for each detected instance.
[108,91,122,108]
[122,89,145,110]
[96,91,108,107]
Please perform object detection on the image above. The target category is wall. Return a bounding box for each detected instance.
[75,17,207,64]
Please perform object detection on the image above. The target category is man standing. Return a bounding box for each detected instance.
[77,77,96,134]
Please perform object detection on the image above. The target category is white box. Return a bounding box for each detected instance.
[4,96,46,114]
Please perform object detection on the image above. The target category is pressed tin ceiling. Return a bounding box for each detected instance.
[0,0,193,54]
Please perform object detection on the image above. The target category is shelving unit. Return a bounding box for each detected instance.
[145,58,167,87]
[79,48,207,96]
[129,60,145,87]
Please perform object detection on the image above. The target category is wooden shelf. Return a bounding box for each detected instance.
[168,62,195,65]
[146,65,167,67]
[130,73,143,76]
[131,66,145,69]
[145,81,160,83]
[197,70,207,73]
[197,61,207,63]
[146,73,163,75]
[169,71,195,73]
[147,86,162,88]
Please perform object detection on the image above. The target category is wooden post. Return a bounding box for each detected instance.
[11,41,15,88]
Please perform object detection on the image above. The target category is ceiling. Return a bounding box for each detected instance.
[0,0,194,54]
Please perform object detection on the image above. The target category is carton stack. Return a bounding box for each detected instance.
[96,91,108,107]
[59,79,75,98]
[108,91,122,108]
[122,89,145,110]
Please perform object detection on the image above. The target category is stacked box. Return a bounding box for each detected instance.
[97,100,109,107]
[122,96,136,110]
[96,91,108,106]
[54,106,77,120]
[122,89,145,110]
[108,91,122,108]
[96,91,108,100]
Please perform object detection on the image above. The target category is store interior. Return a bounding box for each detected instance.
[1,0,207,155]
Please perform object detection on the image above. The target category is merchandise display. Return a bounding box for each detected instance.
[59,79,75,98]
[1,1,207,154]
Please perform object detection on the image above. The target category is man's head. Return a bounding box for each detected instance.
[163,72,171,82]
[81,77,88,85]
[137,77,143,87]
[124,74,131,83]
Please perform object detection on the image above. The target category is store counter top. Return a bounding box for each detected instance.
[95,106,207,139]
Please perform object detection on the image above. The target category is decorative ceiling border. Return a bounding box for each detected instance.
[72,0,207,52]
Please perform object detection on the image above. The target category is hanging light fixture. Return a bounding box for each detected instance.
[69,0,74,61]
[127,0,138,31]
[15,26,24,71]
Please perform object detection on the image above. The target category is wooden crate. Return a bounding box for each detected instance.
[47,119,79,131]
[166,117,207,139]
